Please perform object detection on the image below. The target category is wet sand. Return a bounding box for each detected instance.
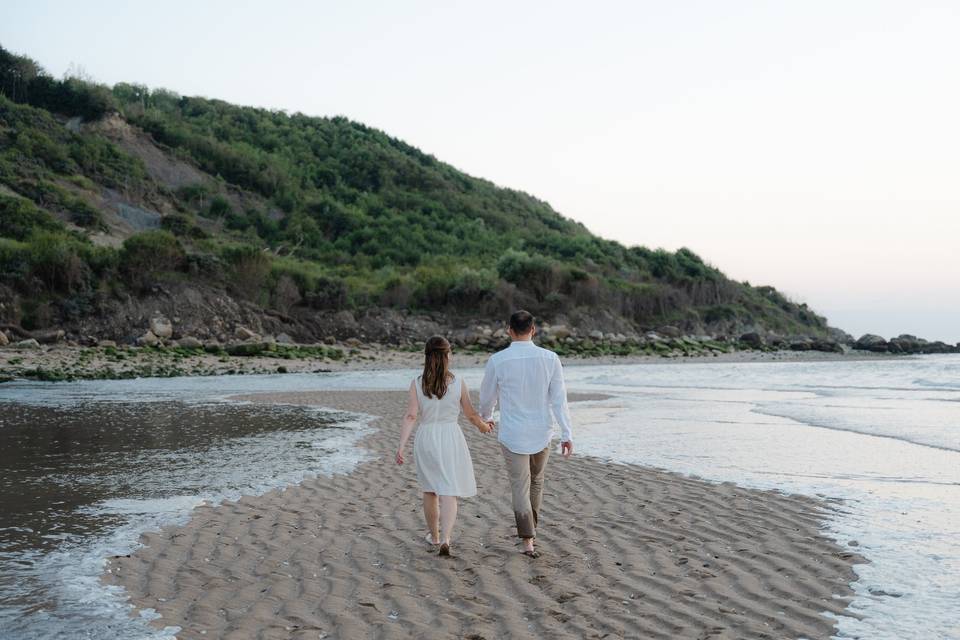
[104,390,861,639]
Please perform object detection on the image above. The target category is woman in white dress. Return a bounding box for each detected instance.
[396,336,493,556]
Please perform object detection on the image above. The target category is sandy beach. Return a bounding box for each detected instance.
[104,389,861,640]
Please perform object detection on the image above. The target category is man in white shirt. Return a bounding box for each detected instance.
[479,310,573,558]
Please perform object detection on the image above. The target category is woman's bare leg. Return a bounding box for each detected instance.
[422,492,439,543]
[439,495,458,545]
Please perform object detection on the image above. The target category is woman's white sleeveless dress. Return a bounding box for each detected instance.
[413,375,477,497]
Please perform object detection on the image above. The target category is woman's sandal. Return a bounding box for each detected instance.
[424,533,440,547]
[522,549,541,559]
[438,542,451,557]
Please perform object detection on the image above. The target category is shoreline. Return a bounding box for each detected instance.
[104,388,862,640]
[0,342,910,383]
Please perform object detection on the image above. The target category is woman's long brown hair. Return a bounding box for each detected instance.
[421,336,452,399]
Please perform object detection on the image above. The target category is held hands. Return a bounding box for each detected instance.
[478,420,496,434]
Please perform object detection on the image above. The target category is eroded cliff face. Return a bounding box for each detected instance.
[0,275,899,358]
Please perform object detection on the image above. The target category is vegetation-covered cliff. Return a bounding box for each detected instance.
[1,43,836,350]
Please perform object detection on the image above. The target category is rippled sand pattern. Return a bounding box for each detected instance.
[105,390,860,639]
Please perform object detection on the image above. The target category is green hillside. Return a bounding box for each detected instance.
[0,44,829,342]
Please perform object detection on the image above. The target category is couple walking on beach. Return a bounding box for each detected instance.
[395,310,574,558]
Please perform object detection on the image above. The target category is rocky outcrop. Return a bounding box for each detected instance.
[924,341,956,353]
[0,324,67,345]
[31,329,65,344]
[657,326,683,338]
[810,338,844,353]
[739,332,765,348]
[852,333,957,354]
[225,342,267,356]
[887,334,958,354]
[888,334,922,354]
[548,324,572,340]
[827,327,856,346]
[150,316,173,339]
[234,326,260,341]
[855,334,889,352]
[137,331,160,347]
[764,334,786,348]
[175,336,203,349]
[330,311,359,334]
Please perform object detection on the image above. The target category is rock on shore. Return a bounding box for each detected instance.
[855,333,957,354]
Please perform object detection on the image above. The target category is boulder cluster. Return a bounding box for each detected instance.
[131,314,320,355]
[0,328,64,350]
[853,333,958,354]
[734,330,958,355]
[735,331,847,353]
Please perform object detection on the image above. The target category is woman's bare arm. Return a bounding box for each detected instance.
[396,381,419,464]
[461,380,493,433]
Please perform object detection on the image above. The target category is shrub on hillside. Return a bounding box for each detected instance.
[411,268,452,308]
[380,274,413,308]
[83,244,119,279]
[68,199,104,229]
[15,129,72,172]
[271,273,301,313]
[221,244,271,302]
[160,213,193,236]
[0,237,29,282]
[304,276,349,310]
[448,268,497,307]
[0,195,63,240]
[703,304,742,324]
[186,252,225,279]
[207,194,232,218]
[120,230,185,290]
[560,267,601,306]
[270,258,320,292]
[25,231,89,293]
[496,249,559,302]
[176,183,212,210]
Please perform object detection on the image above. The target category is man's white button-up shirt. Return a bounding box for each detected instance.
[479,340,573,454]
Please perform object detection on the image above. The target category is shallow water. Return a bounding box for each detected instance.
[561,355,960,640]
[0,381,372,639]
[0,356,958,639]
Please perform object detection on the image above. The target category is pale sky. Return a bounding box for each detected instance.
[4,1,959,343]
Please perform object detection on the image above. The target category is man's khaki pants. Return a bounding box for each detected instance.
[500,443,551,539]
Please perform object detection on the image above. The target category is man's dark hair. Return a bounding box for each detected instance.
[509,310,535,335]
